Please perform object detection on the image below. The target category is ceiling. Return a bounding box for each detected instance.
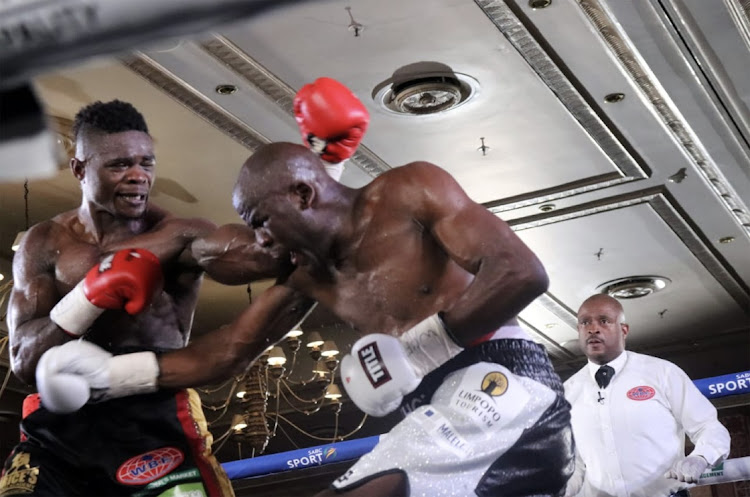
[1,0,750,493]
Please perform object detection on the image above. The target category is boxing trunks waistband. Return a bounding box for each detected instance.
[399,338,563,418]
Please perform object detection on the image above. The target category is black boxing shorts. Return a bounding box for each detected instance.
[0,388,233,497]
[332,339,574,497]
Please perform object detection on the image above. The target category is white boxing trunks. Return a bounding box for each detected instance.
[332,339,574,497]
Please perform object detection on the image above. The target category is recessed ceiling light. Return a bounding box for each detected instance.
[596,276,671,299]
[604,92,626,103]
[529,0,552,8]
[372,62,479,116]
[0,273,4,281]
[215,84,238,95]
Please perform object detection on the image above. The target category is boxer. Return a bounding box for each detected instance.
[3,89,366,497]
[31,82,571,496]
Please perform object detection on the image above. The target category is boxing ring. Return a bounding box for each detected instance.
[222,370,750,486]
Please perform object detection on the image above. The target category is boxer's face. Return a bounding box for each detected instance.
[73,130,155,219]
[576,297,628,364]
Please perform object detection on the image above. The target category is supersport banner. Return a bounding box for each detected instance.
[221,435,380,481]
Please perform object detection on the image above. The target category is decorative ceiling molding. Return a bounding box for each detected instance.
[484,172,622,214]
[200,35,391,178]
[511,186,750,312]
[650,0,750,176]
[122,54,269,152]
[474,0,647,214]
[575,0,750,238]
[724,0,750,53]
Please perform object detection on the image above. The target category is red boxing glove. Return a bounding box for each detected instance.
[83,249,163,314]
[50,249,163,336]
[293,77,370,164]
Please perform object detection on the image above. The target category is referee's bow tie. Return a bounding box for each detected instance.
[595,365,615,389]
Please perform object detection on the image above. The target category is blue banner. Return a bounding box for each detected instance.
[222,435,380,480]
[693,370,750,399]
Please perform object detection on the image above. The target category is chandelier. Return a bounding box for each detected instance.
[203,318,367,457]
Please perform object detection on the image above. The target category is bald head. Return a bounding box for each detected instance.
[232,142,326,217]
[577,293,629,364]
[578,294,626,324]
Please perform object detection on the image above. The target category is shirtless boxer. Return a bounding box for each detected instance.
[40,139,574,496]
[2,85,367,497]
[231,143,575,497]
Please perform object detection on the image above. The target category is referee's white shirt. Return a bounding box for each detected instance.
[564,351,730,497]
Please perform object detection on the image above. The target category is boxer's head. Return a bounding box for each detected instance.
[70,100,155,219]
[233,142,338,252]
[576,294,629,365]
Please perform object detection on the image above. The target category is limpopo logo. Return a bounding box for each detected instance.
[0,452,39,495]
[116,447,184,485]
[454,371,509,429]
[356,342,392,388]
[626,386,655,401]
[481,372,508,397]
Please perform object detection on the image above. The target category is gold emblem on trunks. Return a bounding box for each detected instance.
[0,452,39,496]
[481,372,508,397]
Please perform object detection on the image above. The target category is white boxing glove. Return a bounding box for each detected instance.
[340,314,463,417]
[36,340,160,413]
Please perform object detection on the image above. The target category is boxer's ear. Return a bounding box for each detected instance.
[71,157,85,181]
[292,181,315,210]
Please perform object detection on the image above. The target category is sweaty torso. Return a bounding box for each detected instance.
[45,207,208,351]
[294,180,473,337]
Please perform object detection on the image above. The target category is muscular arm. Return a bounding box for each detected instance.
[185,223,286,284]
[8,223,72,384]
[409,162,549,344]
[157,284,315,388]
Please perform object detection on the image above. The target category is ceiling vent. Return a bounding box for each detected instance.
[372,62,478,116]
[596,276,671,299]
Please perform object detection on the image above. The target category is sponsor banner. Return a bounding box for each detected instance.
[221,436,380,480]
[695,456,750,486]
[693,371,750,399]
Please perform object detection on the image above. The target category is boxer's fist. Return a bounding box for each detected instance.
[83,249,163,314]
[341,314,464,417]
[36,340,159,413]
[50,249,163,336]
[294,77,369,164]
[341,334,421,417]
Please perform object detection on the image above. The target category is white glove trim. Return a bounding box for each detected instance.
[323,160,345,181]
[50,281,103,336]
[400,314,463,378]
[99,351,160,400]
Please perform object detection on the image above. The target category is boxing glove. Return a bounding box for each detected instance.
[293,77,369,179]
[340,314,463,417]
[50,248,163,336]
[36,340,159,413]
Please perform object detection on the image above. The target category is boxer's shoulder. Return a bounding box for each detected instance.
[365,161,448,204]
